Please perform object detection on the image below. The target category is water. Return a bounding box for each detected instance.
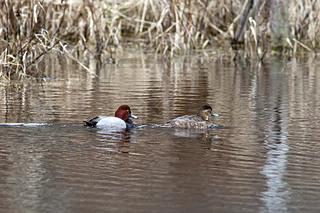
[0,51,320,212]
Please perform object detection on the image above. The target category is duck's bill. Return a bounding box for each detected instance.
[130,114,138,119]
[211,112,220,117]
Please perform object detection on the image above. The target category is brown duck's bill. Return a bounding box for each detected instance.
[211,112,220,117]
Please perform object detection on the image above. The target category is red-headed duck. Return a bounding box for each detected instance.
[165,104,219,128]
[84,105,138,129]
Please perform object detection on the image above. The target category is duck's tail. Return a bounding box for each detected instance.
[84,117,100,127]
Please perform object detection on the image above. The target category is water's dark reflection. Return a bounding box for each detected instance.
[0,53,320,212]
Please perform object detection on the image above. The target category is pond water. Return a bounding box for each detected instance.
[0,51,320,212]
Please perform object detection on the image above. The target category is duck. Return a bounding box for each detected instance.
[165,104,219,128]
[84,105,138,129]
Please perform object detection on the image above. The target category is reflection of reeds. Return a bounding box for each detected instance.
[1,0,320,79]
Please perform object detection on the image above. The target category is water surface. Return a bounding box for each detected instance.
[0,52,320,212]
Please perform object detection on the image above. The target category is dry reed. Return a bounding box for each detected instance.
[0,0,320,79]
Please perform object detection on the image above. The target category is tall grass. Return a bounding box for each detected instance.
[0,0,66,80]
[0,0,319,79]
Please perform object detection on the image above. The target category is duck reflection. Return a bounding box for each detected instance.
[88,128,135,154]
[166,127,220,143]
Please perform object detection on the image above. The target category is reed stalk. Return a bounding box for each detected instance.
[0,0,319,79]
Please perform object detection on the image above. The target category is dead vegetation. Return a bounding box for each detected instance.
[0,0,319,79]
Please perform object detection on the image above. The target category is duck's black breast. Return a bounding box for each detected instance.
[125,119,135,129]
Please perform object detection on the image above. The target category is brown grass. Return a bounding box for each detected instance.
[0,0,320,79]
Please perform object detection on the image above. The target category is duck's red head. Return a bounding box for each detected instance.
[115,105,138,121]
